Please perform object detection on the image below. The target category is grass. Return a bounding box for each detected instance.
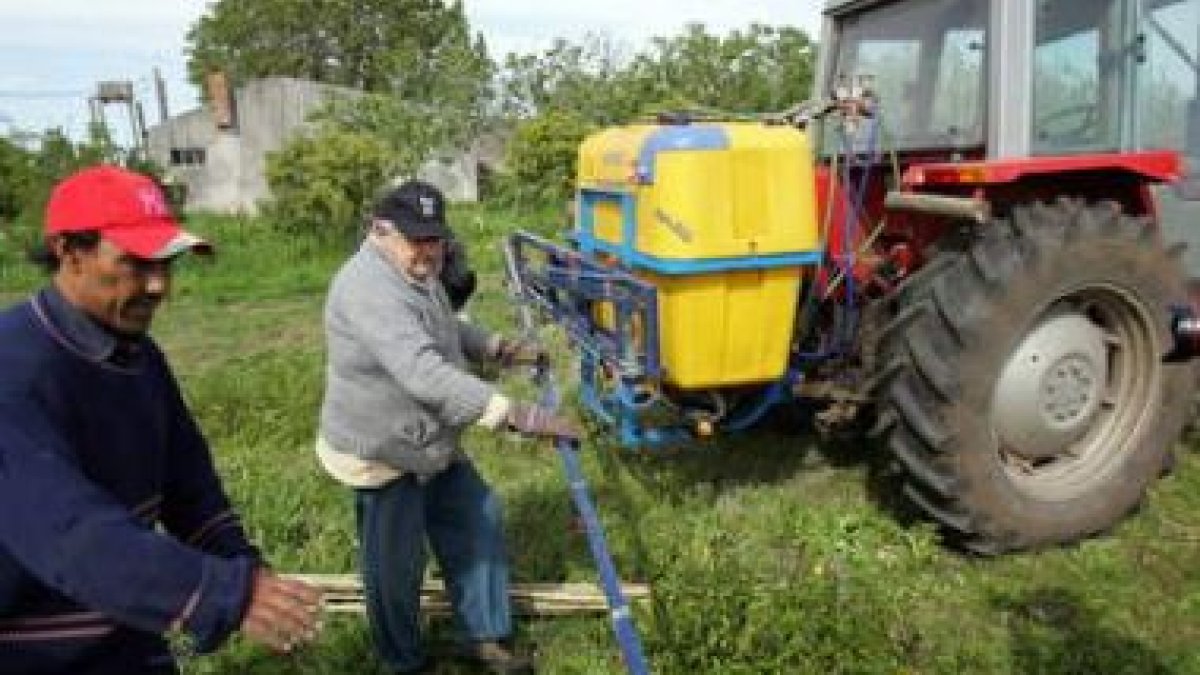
[2,209,1199,673]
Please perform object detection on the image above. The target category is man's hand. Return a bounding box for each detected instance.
[240,569,323,654]
[506,402,580,441]
[495,338,546,367]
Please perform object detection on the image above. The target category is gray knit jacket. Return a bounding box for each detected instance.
[319,241,497,477]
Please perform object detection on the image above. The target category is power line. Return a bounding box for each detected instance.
[0,90,88,99]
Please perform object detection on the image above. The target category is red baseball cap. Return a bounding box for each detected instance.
[45,165,212,259]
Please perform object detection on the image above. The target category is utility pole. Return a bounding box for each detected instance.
[153,67,169,123]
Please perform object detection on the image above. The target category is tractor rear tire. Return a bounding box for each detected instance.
[870,198,1196,553]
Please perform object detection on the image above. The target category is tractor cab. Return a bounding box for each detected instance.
[816,0,1200,268]
[818,0,987,159]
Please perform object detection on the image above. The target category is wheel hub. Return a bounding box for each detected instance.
[992,314,1107,461]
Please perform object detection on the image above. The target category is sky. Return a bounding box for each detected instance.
[0,0,823,145]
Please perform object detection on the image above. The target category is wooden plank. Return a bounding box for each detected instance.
[284,574,650,618]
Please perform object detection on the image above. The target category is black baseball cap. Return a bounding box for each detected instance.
[372,179,451,240]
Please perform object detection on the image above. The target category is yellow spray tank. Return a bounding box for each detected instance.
[575,121,820,390]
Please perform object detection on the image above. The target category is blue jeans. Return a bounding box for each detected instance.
[355,461,512,672]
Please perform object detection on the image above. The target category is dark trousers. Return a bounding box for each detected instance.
[355,461,512,672]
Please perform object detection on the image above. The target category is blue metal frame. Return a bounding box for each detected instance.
[507,231,686,447]
[508,230,662,380]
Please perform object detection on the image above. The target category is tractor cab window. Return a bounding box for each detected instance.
[823,0,987,153]
[1138,0,1200,184]
[1032,0,1129,154]
[1137,0,1195,154]
[1140,0,1200,277]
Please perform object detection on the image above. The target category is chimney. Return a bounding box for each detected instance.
[205,71,236,130]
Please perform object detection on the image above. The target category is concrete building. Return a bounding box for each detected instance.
[147,76,498,213]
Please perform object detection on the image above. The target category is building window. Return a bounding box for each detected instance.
[169,147,206,166]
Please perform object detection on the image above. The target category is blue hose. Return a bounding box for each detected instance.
[535,361,651,674]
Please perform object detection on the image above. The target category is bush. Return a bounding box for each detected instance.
[0,138,37,223]
[498,109,595,207]
[1,127,142,277]
[262,91,485,237]
[262,126,394,236]
[0,125,148,230]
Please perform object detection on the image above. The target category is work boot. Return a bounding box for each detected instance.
[459,640,534,674]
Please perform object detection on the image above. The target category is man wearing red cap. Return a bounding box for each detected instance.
[0,165,322,673]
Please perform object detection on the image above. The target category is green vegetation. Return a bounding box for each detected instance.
[498,109,596,206]
[0,124,165,256]
[2,211,1197,673]
[186,0,492,104]
[178,0,819,228]
[261,127,394,238]
[1,6,819,238]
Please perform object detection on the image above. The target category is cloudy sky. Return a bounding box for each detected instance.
[0,0,822,144]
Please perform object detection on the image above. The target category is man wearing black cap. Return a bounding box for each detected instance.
[317,179,577,673]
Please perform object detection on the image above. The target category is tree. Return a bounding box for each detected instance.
[186,0,492,114]
[630,23,816,116]
[496,35,641,124]
[494,23,818,205]
[314,92,477,174]
[189,0,498,224]
[496,23,816,125]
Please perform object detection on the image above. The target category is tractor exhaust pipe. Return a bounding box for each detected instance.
[884,191,990,225]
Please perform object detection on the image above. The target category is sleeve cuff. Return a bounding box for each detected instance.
[476,394,512,430]
[486,334,504,361]
[182,555,257,653]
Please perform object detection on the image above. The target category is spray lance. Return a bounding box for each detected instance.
[503,241,651,675]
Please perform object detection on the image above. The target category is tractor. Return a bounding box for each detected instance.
[504,0,1200,554]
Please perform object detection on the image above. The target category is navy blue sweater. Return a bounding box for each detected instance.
[0,289,259,674]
